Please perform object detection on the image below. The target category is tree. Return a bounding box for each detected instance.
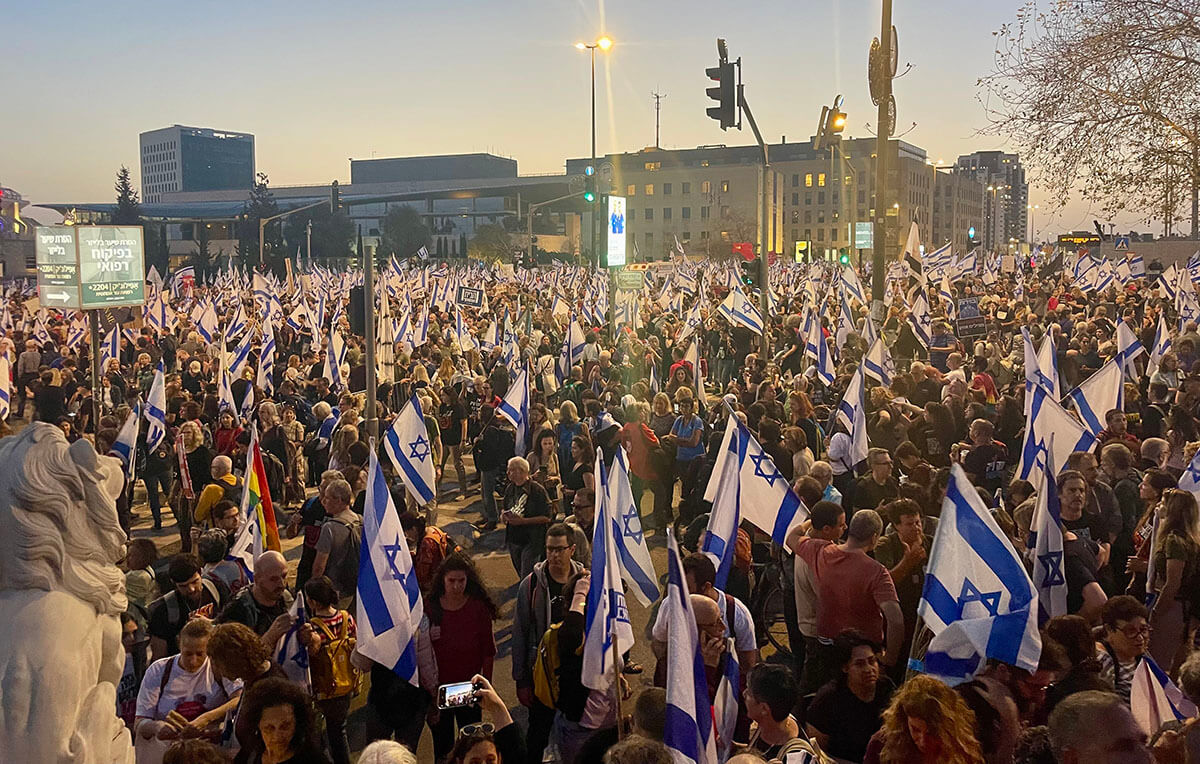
[236,172,282,264]
[282,205,355,261]
[380,205,432,259]
[980,0,1200,234]
[467,224,512,262]
[113,166,141,225]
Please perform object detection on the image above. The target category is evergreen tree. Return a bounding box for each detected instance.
[380,205,432,259]
[113,166,141,225]
[236,172,282,266]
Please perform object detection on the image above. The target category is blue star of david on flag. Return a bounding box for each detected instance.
[1038,551,1065,588]
[622,507,644,546]
[382,536,409,582]
[749,450,784,487]
[408,433,431,462]
[958,578,1002,618]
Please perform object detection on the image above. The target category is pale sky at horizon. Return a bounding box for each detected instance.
[4,0,1151,236]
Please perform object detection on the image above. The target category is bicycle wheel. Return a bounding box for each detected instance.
[761,582,792,658]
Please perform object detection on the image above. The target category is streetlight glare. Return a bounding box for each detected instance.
[574,42,586,50]
[597,36,613,50]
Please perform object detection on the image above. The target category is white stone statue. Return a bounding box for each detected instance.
[0,423,134,764]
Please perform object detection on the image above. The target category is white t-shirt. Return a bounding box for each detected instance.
[653,589,757,655]
[135,656,240,725]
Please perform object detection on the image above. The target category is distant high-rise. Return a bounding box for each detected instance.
[955,150,1028,251]
[139,125,255,203]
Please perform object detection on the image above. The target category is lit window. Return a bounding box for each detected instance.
[644,161,661,171]
[818,173,826,187]
[644,184,655,196]
[701,181,712,194]
[805,174,813,187]
[626,184,635,196]
[721,180,730,192]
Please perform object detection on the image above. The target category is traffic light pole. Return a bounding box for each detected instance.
[258,201,326,265]
[738,91,771,357]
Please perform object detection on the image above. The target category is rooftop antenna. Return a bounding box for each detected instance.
[651,90,666,148]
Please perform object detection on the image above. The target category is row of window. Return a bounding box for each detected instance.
[625,180,730,197]
[632,206,708,222]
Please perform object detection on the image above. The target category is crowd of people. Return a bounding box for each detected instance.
[8,250,1200,764]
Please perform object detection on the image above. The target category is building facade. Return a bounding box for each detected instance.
[931,169,986,256]
[139,125,255,203]
[955,151,1028,251]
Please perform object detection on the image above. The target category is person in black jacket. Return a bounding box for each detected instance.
[446,675,526,764]
[472,405,515,532]
[556,572,622,764]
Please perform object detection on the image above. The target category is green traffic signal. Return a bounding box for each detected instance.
[583,191,595,203]
[839,253,850,265]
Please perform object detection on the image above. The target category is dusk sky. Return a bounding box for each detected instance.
[6,0,1149,235]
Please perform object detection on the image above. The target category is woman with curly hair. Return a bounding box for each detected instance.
[863,674,984,764]
[207,622,287,752]
[428,552,499,759]
[233,677,330,764]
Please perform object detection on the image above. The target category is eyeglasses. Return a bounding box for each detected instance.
[460,723,495,737]
[545,545,573,555]
[1118,624,1152,639]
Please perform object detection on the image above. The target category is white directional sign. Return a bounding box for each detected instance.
[35,226,81,310]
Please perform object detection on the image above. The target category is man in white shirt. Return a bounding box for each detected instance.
[651,552,758,671]
[135,619,241,751]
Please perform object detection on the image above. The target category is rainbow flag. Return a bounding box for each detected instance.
[240,424,281,557]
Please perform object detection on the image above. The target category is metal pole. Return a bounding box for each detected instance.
[306,220,312,265]
[871,0,893,322]
[363,229,378,441]
[737,91,771,357]
[591,46,598,269]
[89,311,102,430]
[259,219,265,265]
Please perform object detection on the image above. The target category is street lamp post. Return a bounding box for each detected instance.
[576,36,612,268]
[1027,203,1039,247]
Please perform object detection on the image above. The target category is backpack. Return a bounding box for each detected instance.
[327,517,363,600]
[532,622,567,708]
[162,577,221,630]
[308,614,361,700]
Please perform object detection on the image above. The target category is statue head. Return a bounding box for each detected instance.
[0,423,128,617]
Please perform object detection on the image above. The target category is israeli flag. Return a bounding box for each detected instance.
[863,336,894,387]
[917,464,1041,682]
[684,340,706,403]
[834,288,854,356]
[840,265,865,304]
[606,447,660,606]
[1147,312,1172,379]
[1021,328,1056,404]
[716,290,764,336]
[1159,264,1179,302]
[357,447,424,686]
[1035,332,1060,399]
[1129,254,1146,279]
[648,363,660,395]
[275,591,311,688]
[1116,319,1145,380]
[325,328,346,392]
[497,364,530,456]
[1131,655,1197,736]
[582,453,635,691]
[257,316,275,396]
[1027,436,1066,624]
[835,367,870,468]
[286,302,310,333]
[383,394,437,507]
[0,356,10,421]
[1067,360,1123,438]
[144,362,168,450]
[227,303,248,339]
[110,402,141,478]
[1017,384,1096,481]
[218,357,238,417]
[100,325,120,371]
[229,328,254,380]
[808,308,835,387]
[907,293,932,349]
[195,302,219,344]
[703,413,808,577]
[66,316,87,350]
[663,528,718,764]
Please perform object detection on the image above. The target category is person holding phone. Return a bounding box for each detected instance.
[428,553,499,759]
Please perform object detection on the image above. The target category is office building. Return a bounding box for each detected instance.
[139,125,255,203]
[955,151,1028,251]
[568,135,933,262]
[931,169,986,256]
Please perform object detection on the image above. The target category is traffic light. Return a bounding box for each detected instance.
[838,248,850,265]
[739,259,759,287]
[583,165,596,203]
[705,61,736,130]
[828,108,847,135]
[329,180,341,213]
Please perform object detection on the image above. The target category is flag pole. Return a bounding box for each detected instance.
[610,628,625,740]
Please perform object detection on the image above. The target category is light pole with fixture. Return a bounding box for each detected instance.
[1027,203,1039,247]
[575,36,612,267]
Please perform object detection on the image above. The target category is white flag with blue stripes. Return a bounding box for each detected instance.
[110,403,141,478]
[863,336,894,387]
[229,327,254,380]
[383,394,437,507]
[498,364,530,456]
[907,293,932,349]
[1027,436,1067,624]
[1147,312,1173,379]
[275,591,311,688]
[663,528,718,764]
[607,447,660,606]
[144,362,167,450]
[356,447,423,686]
[808,305,834,387]
[702,413,808,580]
[1116,319,1145,379]
[1017,383,1096,481]
[716,290,764,336]
[0,356,10,421]
[1131,655,1197,736]
[257,316,275,396]
[557,321,587,383]
[835,366,870,468]
[917,464,1041,681]
[100,325,120,371]
[1067,359,1122,438]
[582,453,635,691]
